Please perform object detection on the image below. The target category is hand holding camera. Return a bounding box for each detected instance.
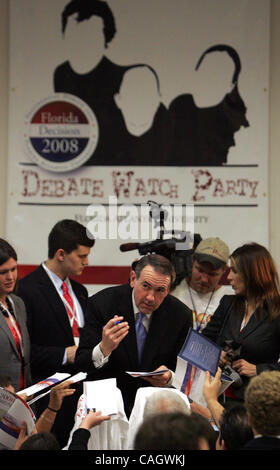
[220,340,243,388]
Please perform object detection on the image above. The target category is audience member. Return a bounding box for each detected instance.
[203,368,253,450]
[15,410,110,451]
[242,371,280,450]
[16,431,60,451]
[190,412,218,451]
[203,368,225,427]
[172,237,232,333]
[35,380,76,434]
[203,243,280,405]
[67,410,111,450]
[0,239,31,393]
[217,404,253,450]
[17,219,95,447]
[134,412,210,450]
[0,375,15,393]
[75,254,192,417]
[143,389,190,418]
[127,387,191,450]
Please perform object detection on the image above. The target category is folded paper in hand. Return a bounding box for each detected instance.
[126,369,169,378]
[21,372,87,405]
[20,372,71,398]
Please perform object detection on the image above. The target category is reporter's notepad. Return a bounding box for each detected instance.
[83,378,119,416]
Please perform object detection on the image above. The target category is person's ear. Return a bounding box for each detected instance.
[56,249,65,262]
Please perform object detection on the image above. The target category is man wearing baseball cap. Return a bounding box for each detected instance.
[172,237,233,333]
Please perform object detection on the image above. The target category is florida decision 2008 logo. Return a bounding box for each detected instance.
[24,94,99,172]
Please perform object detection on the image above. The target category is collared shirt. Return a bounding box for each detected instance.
[131,293,153,332]
[42,262,84,328]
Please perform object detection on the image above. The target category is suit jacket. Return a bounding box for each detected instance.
[241,436,280,450]
[75,283,193,416]
[17,264,88,383]
[202,295,280,399]
[0,294,31,392]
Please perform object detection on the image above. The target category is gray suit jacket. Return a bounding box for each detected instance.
[0,294,31,392]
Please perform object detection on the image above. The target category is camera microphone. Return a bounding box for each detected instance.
[119,243,140,252]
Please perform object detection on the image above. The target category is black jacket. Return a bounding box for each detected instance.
[202,295,280,399]
[75,283,192,416]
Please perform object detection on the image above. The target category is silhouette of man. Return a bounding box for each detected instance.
[54,0,134,165]
[169,44,249,166]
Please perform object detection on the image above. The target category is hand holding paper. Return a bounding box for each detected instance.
[140,365,172,386]
[14,421,37,450]
[202,368,225,428]
[203,368,222,403]
[79,410,110,431]
[48,380,75,412]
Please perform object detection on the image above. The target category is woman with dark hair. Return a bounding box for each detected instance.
[202,242,280,403]
[0,239,31,392]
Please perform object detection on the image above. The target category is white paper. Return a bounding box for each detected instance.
[188,369,208,407]
[173,356,234,406]
[26,372,88,405]
[0,389,35,449]
[126,369,169,378]
[173,357,188,390]
[83,379,119,416]
[20,372,71,397]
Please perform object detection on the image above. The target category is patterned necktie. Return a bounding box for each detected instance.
[135,312,147,362]
[62,282,79,337]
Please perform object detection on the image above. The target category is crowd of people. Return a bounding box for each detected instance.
[1,219,280,451]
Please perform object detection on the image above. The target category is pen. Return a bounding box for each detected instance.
[102,320,121,329]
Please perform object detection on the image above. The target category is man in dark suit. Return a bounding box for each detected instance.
[17,219,95,447]
[75,254,193,417]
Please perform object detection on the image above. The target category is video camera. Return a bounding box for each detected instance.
[222,339,243,389]
[119,200,202,286]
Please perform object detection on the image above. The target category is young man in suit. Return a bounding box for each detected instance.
[75,253,193,417]
[17,219,94,447]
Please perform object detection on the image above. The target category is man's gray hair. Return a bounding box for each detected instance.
[143,390,190,419]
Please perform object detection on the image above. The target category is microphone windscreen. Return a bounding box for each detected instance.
[119,243,139,252]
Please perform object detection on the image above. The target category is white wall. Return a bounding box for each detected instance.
[0,0,8,237]
[269,0,280,267]
[1,0,280,266]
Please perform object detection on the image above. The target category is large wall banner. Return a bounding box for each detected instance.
[7,0,269,293]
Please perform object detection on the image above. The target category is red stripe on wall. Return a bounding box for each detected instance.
[17,265,131,285]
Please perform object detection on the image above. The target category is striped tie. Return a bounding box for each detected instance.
[62,282,79,338]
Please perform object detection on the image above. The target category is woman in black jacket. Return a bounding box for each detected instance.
[202,242,280,402]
